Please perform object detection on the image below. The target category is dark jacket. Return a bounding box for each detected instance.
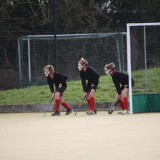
[47,72,67,93]
[80,66,100,92]
[111,71,134,95]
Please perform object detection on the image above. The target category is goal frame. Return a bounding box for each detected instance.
[126,22,160,114]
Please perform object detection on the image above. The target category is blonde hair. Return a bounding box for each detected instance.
[78,58,88,66]
[104,63,115,70]
[43,65,54,73]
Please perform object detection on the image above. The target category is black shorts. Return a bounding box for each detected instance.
[87,80,99,92]
[56,83,67,96]
[120,82,134,90]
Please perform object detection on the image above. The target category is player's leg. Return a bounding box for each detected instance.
[57,83,72,115]
[120,88,129,114]
[52,92,61,116]
[86,88,97,115]
[86,94,91,108]
[60,96,72,115]
[116,94,124,110]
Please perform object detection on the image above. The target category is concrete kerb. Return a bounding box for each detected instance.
[0,102,121,113]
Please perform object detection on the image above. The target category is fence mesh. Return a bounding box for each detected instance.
[1,1,160,106]
[8,32,126,105]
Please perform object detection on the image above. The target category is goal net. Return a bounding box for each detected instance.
[16,32,126,104]
[127,23,160,114]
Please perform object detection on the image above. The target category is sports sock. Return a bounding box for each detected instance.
[119,100,124,110]
[87,99,91,107]
[55,99,60,112]
[90,97,96,111]
[123,97,128,110]
[61,101,71,110]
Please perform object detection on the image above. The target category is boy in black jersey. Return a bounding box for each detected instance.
[78,58,100,115]
[104,63,134,114]
[43,65,72,116]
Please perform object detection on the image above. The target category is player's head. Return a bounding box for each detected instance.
[43,65,54,77]
[104,63,115,75]
[78,58,88,71]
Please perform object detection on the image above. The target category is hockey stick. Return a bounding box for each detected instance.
[43,99,53,116]
[108,99,120,115]
[75,87,92,115]
[74,96,86,115]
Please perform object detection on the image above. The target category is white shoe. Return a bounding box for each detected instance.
[120,110,129,115]
[86,110,97,115]
[117,111,123,114]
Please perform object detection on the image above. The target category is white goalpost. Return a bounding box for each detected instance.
[127,22,160,114]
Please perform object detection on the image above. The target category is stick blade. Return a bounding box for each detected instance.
[108,110,113,115]
[108,103,116,115]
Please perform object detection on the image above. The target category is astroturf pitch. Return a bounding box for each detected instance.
[0,111,160,160]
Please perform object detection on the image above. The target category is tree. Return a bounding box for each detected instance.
[0,0,53,69]
[0,0,160,81]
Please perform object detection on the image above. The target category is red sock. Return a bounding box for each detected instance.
[61,101,71,110]
[87,99,91,107]
[123,97,128,110]
[119,100,124,110]
[90,97,96,111]
[55,99,60,112]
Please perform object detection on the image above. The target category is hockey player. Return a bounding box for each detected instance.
[104,63,134,114]
[43,65,72,116]
[78,58,100,115]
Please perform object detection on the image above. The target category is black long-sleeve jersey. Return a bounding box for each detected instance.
[47,72,67,93]
[111,71,134,95]
[80,66,100,92]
